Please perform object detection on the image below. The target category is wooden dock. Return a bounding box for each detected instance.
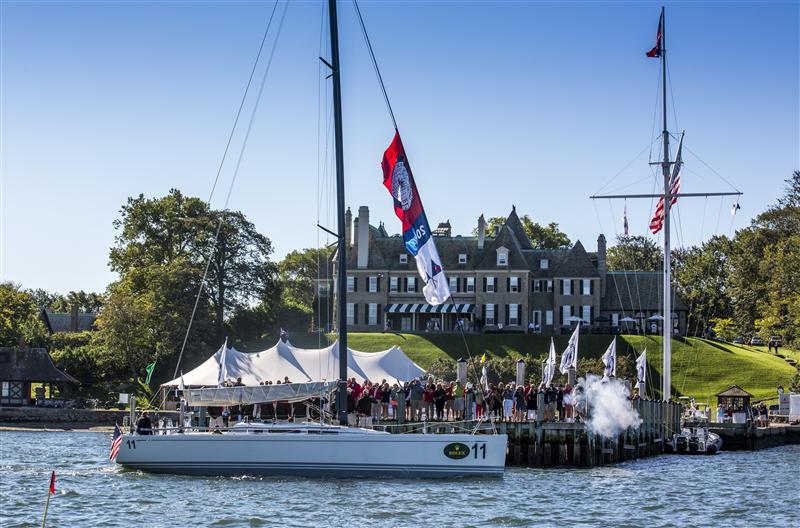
[375,400,682,468]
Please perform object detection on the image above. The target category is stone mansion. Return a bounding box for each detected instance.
[330,206,686,335]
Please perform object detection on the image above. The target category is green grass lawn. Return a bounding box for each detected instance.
[239,332,797,406]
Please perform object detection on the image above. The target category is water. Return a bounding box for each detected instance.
[0,430,797,527]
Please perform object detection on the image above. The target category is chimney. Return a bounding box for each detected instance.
[477,214,486,249]
[70,303,79,332]
[597,234,607,296]
[345,207,353,247]
[357,206,369,268]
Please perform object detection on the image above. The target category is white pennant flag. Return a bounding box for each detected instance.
[543,337,557,386]
[217,339,229,387]
[559,323,580,374]
[635,349,647,391]
[601,337,617,378]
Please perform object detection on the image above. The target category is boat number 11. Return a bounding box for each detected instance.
[472,443,486,459]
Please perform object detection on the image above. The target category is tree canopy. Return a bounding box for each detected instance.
[606,235,663,272]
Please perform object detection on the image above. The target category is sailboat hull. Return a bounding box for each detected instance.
[116,428,507,478]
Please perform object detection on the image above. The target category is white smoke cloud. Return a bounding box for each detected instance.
[573,374,641,439]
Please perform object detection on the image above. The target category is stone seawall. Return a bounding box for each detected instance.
[0,406,178,426]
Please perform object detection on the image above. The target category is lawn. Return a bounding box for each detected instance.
[239,332,796,405]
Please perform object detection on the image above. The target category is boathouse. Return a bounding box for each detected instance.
[0,348,78,406]
[716,385,753,423]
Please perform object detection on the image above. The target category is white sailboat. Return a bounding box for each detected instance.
[115,0,507,478]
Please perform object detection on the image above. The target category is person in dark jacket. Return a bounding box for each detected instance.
[434,383,447,421]
[136,412,153,435]
[556,385,565,421]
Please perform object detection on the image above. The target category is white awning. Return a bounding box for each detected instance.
[184,381,338,406]
[385,303,474,314]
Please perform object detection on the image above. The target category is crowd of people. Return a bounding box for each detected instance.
[337,376,586,423]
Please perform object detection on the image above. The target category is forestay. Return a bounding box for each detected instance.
[184,381,338,406]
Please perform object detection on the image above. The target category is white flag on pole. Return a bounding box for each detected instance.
[635,349,647,391]
[543,338,557,386]
[559,323,580,374]
[601,337,617,378]
[217,339,229,387]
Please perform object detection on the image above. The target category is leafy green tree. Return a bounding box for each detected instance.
[0,283,49,347]
[278,247,333,331]
[205,210,279,341]
[710,318,736,342]
[476,214,571,248]
[673,235,734,335]
[607,235,663,272]
[728,171,800,345]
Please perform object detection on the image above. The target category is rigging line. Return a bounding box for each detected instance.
[169,0,290,384]
[649,60,662,163]
[592,201,629,324]
[601,173,659,199]
[608,200,641,325]
[682,143,741,192]
[666,58,679,134]
[207,0,280,206]
[316,0,325,349]
[593,138,661,196]
[352,0,398,130]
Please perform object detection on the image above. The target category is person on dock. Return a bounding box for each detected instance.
[526,384,538,421]
[444,382,454,420]
[474,387,485,419]
[514,386,527,422]
[409,380,424,421]
[433,383,446,421]
[453,381,465,420]
[423,381,435,421]
[556,385,565,422]
[502,383,514,422]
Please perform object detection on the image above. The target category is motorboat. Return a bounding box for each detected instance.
[666,402,722,455]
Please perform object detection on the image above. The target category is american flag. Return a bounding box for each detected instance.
[109,424,123,461]
[649,133,683,234]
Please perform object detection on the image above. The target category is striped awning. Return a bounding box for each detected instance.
[385,303,474,314]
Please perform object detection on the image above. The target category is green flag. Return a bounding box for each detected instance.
[144,361,156,385]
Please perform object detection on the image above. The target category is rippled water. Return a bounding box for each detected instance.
[0,430,797,527]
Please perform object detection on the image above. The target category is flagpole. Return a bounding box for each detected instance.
[659,5,673,403]
[41,472,54,528]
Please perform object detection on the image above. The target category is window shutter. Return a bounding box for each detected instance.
[403,277,408,292]
[590,279,594,295]
[482,304,486,321]
[559,306,563,326]
[505,305,509,326]
[506,277,510,292]
[415,279,419,292]
[483,277,487,292]
[354,304,359,324]
[560,280,564,295]
[590,305,594,324]
[354,277,358,292]
[377,276,381,292]
[378,304,382,325]
[572,280,576,296]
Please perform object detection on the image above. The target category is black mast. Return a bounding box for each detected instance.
[328,0,349,425]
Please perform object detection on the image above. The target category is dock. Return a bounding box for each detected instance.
[376,399,683,468]
[709,423,800,451]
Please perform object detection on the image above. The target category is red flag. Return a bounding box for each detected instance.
[49,471,56,494]
[646,12,663,58]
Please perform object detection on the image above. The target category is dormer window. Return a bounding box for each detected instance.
[458,253,467,264]
[497,248,509,266]
[399,254,407,264]
[540,259,549,269]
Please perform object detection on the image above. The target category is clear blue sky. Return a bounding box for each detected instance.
[2,0,798,295]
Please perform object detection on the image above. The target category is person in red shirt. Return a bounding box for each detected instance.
[423,382,435,421]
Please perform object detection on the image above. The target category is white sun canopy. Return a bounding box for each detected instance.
[162,340,425,387]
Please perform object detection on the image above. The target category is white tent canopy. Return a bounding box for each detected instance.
[162,340,425,387]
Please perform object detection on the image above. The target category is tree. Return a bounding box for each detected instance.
[673,235,734,335]
[27,289,104,313]
[205,210,279,341]
[278,247,333,331]
[475,214,571,248]
[728,171,800,345]
[0,283,49,347]
[606,235,663,271]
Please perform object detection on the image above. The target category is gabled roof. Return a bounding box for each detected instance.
[602,272,688,311]
[554,241,600,277]
[504,207,534,250]
[716,385,752,397]
[474,224,529,269]
[0,348,79,384]
[39,309,96,333]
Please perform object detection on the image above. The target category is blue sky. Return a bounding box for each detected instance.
[2,0,798,294]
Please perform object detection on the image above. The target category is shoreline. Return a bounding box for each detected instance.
[0,423,114,433]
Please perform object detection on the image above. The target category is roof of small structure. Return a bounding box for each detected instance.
[0,348,79,384]
[716,385,752,398]
[39,309,97,333]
